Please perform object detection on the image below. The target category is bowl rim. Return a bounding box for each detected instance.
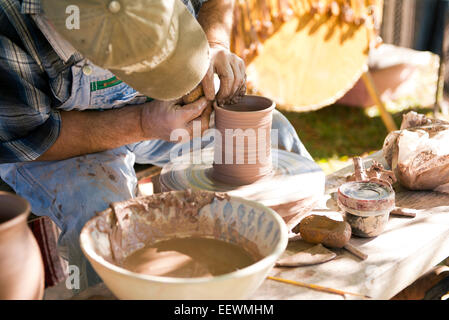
[213,95,275,115]
[80,191,288,285]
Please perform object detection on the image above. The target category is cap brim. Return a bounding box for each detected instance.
[111,1,210,101]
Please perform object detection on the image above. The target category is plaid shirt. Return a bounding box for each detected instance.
[0,0,207,163]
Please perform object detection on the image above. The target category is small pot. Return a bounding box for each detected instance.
[0,192,45,299]
[213,95,275,185]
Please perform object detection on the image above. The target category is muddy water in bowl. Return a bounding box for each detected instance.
[122,237,261,278]
[80,190,288,299]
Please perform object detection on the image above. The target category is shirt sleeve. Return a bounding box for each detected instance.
[182,0,208,17]
[0,34,61,163]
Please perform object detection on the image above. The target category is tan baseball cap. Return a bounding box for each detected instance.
[41,0,210,100]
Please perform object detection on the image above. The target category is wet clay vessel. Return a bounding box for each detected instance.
[213,95,275,185]
[161,95,325,232]
[0,192,45,299]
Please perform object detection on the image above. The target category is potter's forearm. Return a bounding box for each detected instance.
[198,0,234,48]
[37,106,146,161]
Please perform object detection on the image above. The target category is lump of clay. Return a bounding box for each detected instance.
[296,214,351,249]
[383,111,449,193]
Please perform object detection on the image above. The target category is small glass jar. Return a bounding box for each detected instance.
[337,181,395,237]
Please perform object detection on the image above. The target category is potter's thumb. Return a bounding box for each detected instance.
[181,97,209,121]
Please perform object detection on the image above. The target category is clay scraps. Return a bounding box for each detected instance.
[347,157,396,187]
[383,111,449,193]
[346,157,416,219]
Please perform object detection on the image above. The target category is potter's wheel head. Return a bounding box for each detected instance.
[160,148,325,211]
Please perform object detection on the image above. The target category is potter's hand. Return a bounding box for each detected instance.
[201,43,246,105]
[141,98,212,141]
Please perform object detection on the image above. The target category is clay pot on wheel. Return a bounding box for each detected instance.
[0,192,45,299]
[213,95,275,185]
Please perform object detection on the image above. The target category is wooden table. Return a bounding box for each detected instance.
[74,152,449,300]
[252,152,449,299]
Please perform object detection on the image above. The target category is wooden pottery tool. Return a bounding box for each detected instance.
[275,243,337,267]
[295,214,368,260]
[267,276,371,299]
[390,207,417,218]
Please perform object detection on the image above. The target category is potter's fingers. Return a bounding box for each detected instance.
[184,115,203,139]
[230,61,245,99]
[201,65,216,101]
[179,97,209,122]
[182,124,194,141]
[186,104,212,136]
[200,105,213,133]
[240,62,247,95]
[184,104,212,138]
[238,58,246,77]
[239,77,247,97]
[235,56,246,90]
[216,62,234,103]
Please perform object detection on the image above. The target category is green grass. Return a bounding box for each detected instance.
[281,104,432,174]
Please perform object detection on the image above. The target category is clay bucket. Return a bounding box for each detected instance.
[0,192,45,300]
[213,95,275,185]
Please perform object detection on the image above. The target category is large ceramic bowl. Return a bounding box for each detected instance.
[80,190,288,300]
